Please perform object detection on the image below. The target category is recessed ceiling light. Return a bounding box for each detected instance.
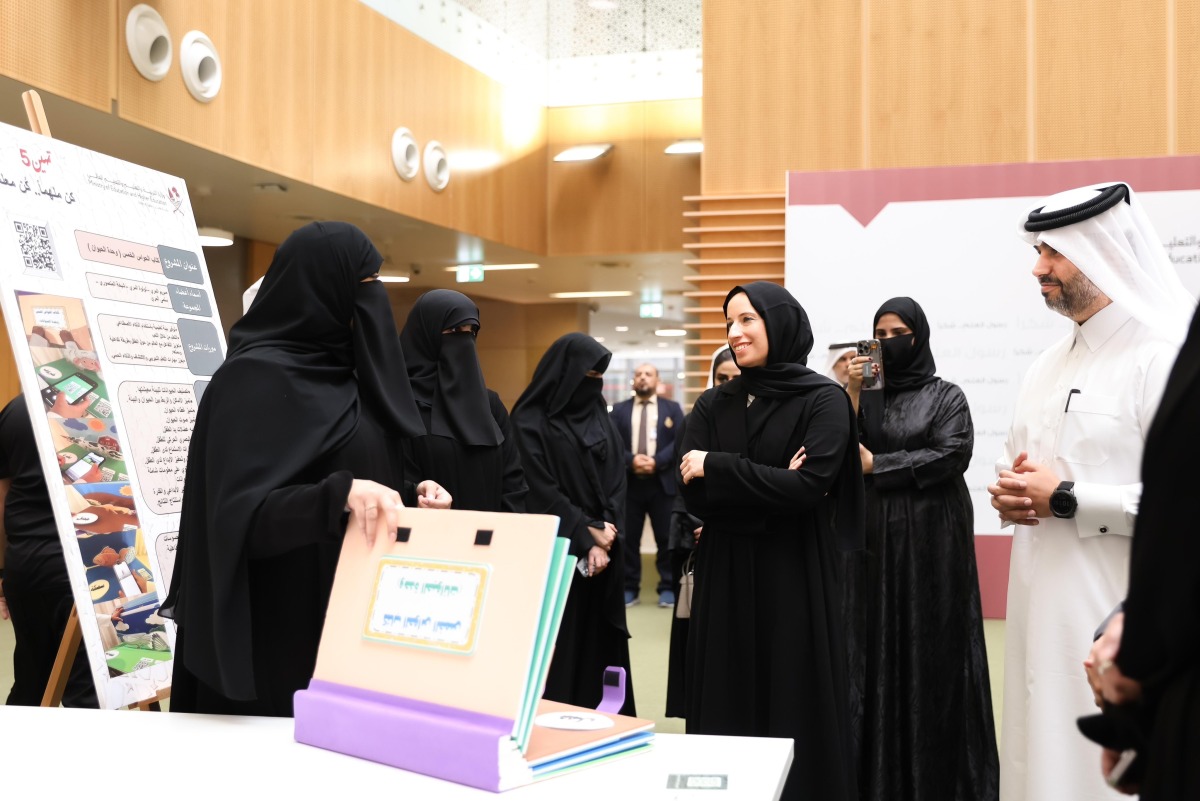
[442,263,539,273]
[553,144,613,162]
[654,328,688,337]
[197,227,233,247]
[377,276,410,283]
[614,325,629,332]
[664,139,703,155]
[594,336,606,342]
[550,290,632,299]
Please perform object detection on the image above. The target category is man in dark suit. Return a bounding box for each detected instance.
[609,363,685,608]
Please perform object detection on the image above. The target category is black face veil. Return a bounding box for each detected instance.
[399,289,502,447]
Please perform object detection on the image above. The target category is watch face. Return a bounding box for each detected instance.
[1051,491,1074,516]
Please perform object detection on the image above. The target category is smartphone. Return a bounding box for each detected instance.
[576,558,591,578]
[857,339,885,390]
[65,452,104,482]
[1106,749,1140,788]
[41,372,97,408]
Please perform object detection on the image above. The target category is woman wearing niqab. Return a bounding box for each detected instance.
[162,222,445,716]
[510,333,634,714]
[678,282,863,801]
[398,289,527,512]
[845,297,998,801]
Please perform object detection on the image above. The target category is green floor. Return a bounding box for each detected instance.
[0,553,1005,739]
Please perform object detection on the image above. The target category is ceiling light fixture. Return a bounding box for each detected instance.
[196,227,233,247]
[664,139,703,155]
[614,325,629,332]
[553,144,613,162]
[377,276,411,283]
[654,328,688,337]
[550,290,632,299]
[442,263,539,273]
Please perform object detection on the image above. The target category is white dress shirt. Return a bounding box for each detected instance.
[629,394,659,460]
[998,303,1178,801]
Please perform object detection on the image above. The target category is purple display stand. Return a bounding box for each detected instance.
[294,679,530,792]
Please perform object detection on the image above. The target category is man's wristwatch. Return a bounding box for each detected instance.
[1050,480,1078,519]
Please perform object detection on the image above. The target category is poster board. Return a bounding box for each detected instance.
[0,118,226,707]
[785,157,1200,534]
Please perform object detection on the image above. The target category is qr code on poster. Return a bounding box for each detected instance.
[13,220,62,279]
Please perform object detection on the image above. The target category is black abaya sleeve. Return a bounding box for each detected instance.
[870,382,974,492]
[678,390,716,520]
[513,417,594,557]
[489,392,529,513]
[702,387,850,511]
[245,470,354,559]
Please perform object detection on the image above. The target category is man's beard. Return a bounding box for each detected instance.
[1044,272,1102,317]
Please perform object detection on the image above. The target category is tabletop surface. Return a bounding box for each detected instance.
[0,705,793,799]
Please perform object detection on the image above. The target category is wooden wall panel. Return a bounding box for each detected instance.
[311,0,546,255]
[703,0,862,194]
[644,99,702,252]
[1033,0,1168,160]
[547,98,700,256]
[220,0,314,183]
[1178,0,1200,154]
[868,0,1027,167]
[117,0,228,153]
[0,308,19,405]
[547,103,647,255]
[0,0,115,112]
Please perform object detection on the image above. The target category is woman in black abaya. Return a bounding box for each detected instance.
[678,282,863,801]
[162,222,449,716]
[664,345,740,719]
[398,289,527,513]
[510,333,634,715]
[844,297,998,801]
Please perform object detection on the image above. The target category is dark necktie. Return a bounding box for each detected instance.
[637,400,649,455]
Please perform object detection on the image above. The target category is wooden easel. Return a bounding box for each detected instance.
[21,89,167,712]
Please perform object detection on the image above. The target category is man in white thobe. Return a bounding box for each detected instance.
[989,183,1194,801]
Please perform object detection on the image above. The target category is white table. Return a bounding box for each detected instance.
[0,706,793,799]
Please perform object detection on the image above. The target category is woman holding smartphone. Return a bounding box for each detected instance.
[844,297,998,801]
[510,333,634,715]
[678,282,863,801]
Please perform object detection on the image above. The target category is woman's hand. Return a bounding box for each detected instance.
[588,522,616,551]
[587,545,610,575]
[693,526,702,544]
[415,480,452,509]
[346,479,403,547]
[680,450,708,484]
[846,355,873,392]
[859,443,874,474]
[788,446,807,471]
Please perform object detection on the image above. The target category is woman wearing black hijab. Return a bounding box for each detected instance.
[844,297,998,801]
[510,332,634,715]
[162,222,449,716]
[678,282,863,801]
[398,289,527,513]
